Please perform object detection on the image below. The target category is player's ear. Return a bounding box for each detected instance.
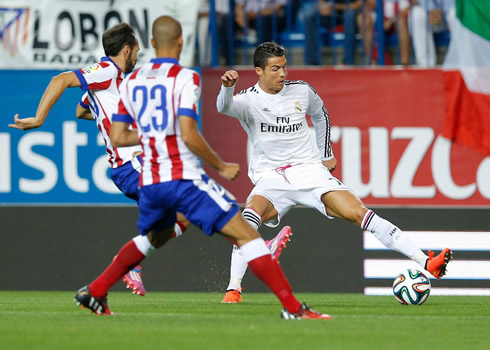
[255,67,263,77]
[121,44,131,57]
[151,38,156,49]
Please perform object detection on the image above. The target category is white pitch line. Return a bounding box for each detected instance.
[364,231,490,251]
[364,259,490,279]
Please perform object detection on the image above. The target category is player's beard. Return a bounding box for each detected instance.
[125,53,137,73]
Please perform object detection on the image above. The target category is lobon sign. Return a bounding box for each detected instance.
[201,68,490,206]
[0,0,199,69]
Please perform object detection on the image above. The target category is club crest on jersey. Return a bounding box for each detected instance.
[295,101,302,112]
[82,63,101,74]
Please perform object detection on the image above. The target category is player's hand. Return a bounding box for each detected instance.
[429,8,443,26]
[8,114,42,130]
[319,2,333,16]
[322,158,337,173]
[221,70,239,88]
[219,162,240,181]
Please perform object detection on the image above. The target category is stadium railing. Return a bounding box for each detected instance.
[202,0,451,67]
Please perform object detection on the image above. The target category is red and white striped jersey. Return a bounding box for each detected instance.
[74,57,141,168]
[113,57,203,186]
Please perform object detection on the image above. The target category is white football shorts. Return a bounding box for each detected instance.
[247,162,350,227]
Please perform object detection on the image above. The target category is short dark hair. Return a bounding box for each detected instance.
[253,42,285,69]
[102,23,137,56]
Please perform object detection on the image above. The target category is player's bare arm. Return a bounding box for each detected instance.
[322,158,337,172]
[180,116,240,181]
[9,71,81,130]
[110,121,139,147]
[221,70,239,87]
[76,104,94,121]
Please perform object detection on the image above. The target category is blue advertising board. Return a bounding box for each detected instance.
[0,69,200,205]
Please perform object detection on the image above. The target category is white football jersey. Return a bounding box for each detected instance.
[74,57,141,168]
[217,80,333,183]
[114,57,203,186]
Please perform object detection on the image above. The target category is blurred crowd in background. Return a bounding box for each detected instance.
[196,0,455,67]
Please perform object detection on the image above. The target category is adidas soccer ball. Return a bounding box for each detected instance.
[392,269,431,305]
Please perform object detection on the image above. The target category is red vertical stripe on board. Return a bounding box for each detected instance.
[23,9,30,45]
[166,135,183,179]
[13,14,20,52]
[442,71,490,156]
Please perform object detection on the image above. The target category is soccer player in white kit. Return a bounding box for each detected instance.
[75,16,331,320]
[217,42,453,303]
[8,23,189,297]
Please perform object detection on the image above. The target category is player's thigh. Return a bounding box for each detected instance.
[176,175,239,236]
[321,190,368,225]
[147,227,176,249]
[110,162,141,201]
[138,184,177,236]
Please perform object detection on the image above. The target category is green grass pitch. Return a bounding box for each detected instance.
[1,291,489,350]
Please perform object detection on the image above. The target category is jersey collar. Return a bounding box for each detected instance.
[101,56,124,74]
[150,57,179,65]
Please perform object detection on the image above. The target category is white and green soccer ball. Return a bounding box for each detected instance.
[392,269,431,305]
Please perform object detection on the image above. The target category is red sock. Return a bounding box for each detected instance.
[89,240,145,297]
[247,255,301,313]
[171,221,188,239]
[176,221,187,234]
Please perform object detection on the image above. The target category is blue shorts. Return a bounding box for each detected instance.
[137,174,239,236]
[110,157,141,202]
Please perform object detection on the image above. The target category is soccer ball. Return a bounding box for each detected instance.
[392,269,431,305]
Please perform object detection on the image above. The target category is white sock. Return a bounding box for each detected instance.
[242,207,262,230]
[132,235,156,257]
[239,238,270,262]
[226,245,248,290]
[226,208,263,291]
[362,210,428,267]
[173,223,183,237]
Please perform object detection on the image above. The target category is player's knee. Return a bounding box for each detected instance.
[147,228,174,248]
[343,206,368,225]
[221,212,260,244]
[238,217,260,240]
[233,217,261,246]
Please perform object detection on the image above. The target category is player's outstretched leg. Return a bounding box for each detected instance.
[425,248,453,278]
